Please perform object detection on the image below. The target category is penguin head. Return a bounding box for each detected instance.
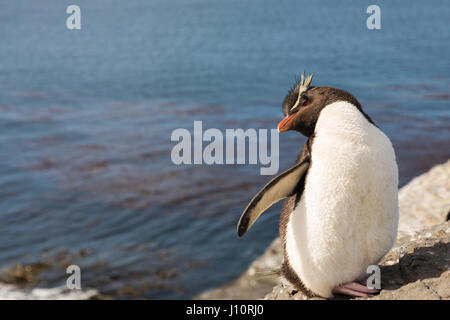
[278,73,365,137]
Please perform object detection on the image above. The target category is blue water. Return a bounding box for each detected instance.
[0,0,449,298]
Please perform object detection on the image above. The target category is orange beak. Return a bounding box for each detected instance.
[277,113,296,132]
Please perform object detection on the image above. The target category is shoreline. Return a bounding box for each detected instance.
[1,159,448,300]
[0,283,100,300]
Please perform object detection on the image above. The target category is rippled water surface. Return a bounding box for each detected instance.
[0,0,449,298]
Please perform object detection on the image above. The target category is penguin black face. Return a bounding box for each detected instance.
[278,74,365,137]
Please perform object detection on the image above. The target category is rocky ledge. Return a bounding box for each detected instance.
[195,159,450,300]
[266,221,449,300]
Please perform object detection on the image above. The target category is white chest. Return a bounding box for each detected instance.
[284,101,398,298]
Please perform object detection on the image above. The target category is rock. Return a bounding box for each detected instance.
[195,159,450,300]
[398,159,450,236]
[264,221,449,300]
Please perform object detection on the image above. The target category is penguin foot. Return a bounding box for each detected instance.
[332,282,379,298]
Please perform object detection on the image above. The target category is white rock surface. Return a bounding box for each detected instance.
[398,159,450,236]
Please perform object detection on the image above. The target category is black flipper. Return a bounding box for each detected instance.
[237,159,310,237]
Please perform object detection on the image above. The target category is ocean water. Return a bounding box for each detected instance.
[0,0,449,299]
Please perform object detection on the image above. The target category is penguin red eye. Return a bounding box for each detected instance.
[289,95,309,114]
[301,96,309,106]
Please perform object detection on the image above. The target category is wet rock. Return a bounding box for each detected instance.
[0,262,52,285]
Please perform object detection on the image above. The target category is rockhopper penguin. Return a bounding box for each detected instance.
[237,74,399,298]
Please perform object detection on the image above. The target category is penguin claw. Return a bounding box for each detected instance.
[332,282,380,298]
